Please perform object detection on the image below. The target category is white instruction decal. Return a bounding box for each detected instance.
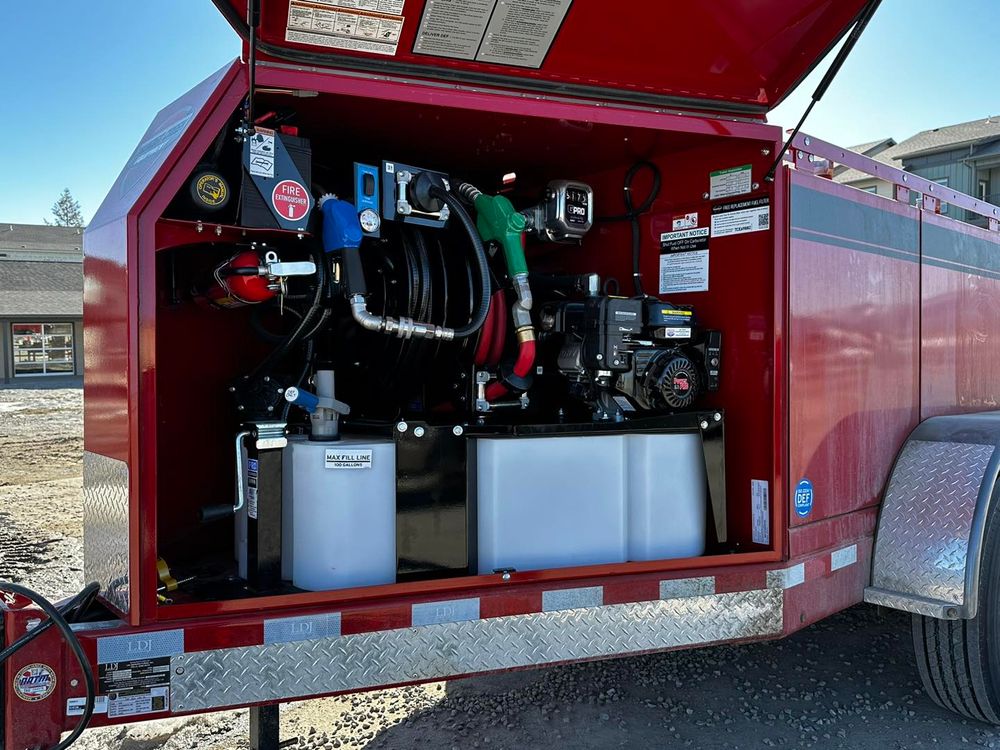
[414,0,495,60]
[711,197,770,238]
[659,249,708,294]
[287,0,404,56]
[310,0,405,14]
[709,164,752,200]
[248,128,275,178]
[751,479,770,545]
[325,449,373,469]
[415,0,572,68]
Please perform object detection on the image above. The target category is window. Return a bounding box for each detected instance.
[981,179,991,202]
[862,185,879,194]
[11,322,75,376]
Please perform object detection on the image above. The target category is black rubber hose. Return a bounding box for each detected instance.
[250,243,326,377]
[0,582,99,750]
[429,185,490,338]
[597,161,661,297]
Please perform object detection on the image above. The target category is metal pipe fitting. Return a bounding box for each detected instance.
[350,294,455,341]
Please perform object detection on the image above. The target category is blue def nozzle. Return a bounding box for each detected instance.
[320,195,364,253]
[284,386,320,414]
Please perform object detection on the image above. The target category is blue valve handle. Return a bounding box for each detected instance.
[284,386,320,414]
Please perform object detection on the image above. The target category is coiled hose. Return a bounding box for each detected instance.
[428,185,491,338]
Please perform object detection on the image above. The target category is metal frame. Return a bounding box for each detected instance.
[789,132,1000,230]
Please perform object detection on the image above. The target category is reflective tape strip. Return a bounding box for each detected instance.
[659,577,715,599]
[264,613,342,645]
[97,629,184,664]
[831,544,858,571]
[542,586,604,612]
[412,598,480,627]
[767,564,805,590]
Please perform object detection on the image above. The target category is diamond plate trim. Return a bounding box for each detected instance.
[83,451,130,616]
[171,589,782,711]
[871,440,994,611]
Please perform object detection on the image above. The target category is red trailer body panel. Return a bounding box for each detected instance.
[788,172,921,529]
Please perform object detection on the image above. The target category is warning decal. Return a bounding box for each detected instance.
[98,657,171,719]
[286,0,404,56]
[658,249,709,294]
[248,128,275,178]
[271,180,312,222]
[414,0,572,69]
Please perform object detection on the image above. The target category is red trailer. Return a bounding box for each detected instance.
[6,1,1000,747]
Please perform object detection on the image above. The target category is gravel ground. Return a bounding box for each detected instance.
[2,385,998,749]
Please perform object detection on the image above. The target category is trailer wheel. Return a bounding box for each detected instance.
[911,497,1000,724]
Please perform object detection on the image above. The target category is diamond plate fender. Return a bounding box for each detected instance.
[864,413,1000,620]
[83,451,131,616]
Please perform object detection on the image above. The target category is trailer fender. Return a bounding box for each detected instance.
[865,412,1000,620]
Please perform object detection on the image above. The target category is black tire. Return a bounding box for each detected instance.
[912,492,1000,724]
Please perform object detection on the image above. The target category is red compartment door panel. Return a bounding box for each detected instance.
[787,173,920,527]
[214,0,868,114]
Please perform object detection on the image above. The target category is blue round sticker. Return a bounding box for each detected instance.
[794,479,814,517]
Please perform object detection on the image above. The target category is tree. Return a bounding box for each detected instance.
[45,188,85,227]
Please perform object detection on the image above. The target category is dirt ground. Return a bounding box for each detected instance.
[2,385,999,749]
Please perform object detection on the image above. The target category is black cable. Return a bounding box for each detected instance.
[597,161,661,297]
[0,584,99,663]
[429,186,491,338]
[250,243,326,377]
[0,582,99,750]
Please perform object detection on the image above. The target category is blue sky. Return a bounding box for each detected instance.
[1,1,997,225]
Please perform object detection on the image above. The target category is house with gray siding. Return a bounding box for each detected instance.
[0,224,83,384]
[835,116,1000,226]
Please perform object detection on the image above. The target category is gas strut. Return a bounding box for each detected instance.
[763,0,883,182]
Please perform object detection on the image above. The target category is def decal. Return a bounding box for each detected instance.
[794,478,814,518]
[14,663,56,702]
[271,179,311,222]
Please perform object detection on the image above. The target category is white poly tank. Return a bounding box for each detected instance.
[476,435,629,573]
[282,435,396,591]
[626,433,707,561]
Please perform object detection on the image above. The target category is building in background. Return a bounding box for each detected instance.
[835,116,1000,226]
[0,224,83,384]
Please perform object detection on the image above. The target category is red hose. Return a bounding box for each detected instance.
[487,291,508,366]
[485,339,536,401]
[473,294,499,366]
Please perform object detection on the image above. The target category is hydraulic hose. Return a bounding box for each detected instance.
[428,185,491,338]
[0,581,99,750]
[485,339,536,401]
[597,161,661,297]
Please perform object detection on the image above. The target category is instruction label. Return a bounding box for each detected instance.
[247,458,259,520]
[325,449,373,469]
[711,197,770,238]
[658,249,709,294]
[287,0,404,56]
[414,0,572,68]
[709,164,752,200]
[248,128,275,178]
[98,658,171,719]
[751,479,770,545]
[67,695,109,716]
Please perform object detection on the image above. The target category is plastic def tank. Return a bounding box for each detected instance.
[282,435,396,591]
[476,432,705,573]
